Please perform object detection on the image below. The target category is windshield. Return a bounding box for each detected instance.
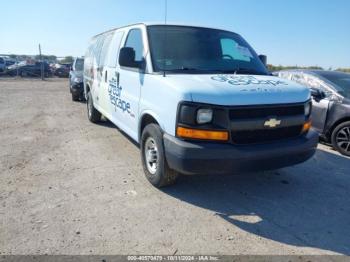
[75,58,84,71]
[147,25,268,75]
[316,71,350,98]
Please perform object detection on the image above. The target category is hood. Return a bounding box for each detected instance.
[161,74,310,106]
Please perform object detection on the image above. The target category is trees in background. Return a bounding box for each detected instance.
[267,65,350,73]
[35,55,57,63]
[336,68,350,73]
[267,64,323,72]
[59,56,74,64]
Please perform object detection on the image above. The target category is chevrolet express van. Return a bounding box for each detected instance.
[84,23,318,187]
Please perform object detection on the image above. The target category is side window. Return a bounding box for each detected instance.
[99,33,113,67]
[279,71,293,80]
[292,73,305,85]
[124,29,144,62]
[305,74,333,97]
[93,35,106,67]
[220,38,251,62]
[84,38,96,74]
[107,31,124,67]
[293,73,332,97]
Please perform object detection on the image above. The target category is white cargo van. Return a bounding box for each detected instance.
[84,23,318,187]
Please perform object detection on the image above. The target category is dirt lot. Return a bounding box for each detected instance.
[0,78,349,255]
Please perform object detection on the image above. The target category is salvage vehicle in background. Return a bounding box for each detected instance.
[5,58,16,68]
[69,57,84,101]
[7,61,51,77]
[0,57,16,74]
[54,63,71,78]
[276,70,350,156]
[0,57,6,73]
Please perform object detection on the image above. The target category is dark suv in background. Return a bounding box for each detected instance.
[276,70,350,156]
[69,57,84,101]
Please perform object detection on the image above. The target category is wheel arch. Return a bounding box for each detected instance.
[84,82,91,100]
[139,111,162,142]
[327,117,350,140]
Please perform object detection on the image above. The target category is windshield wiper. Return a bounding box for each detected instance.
[218,68,267,75]
[166,67,202,72]
[163,67,269,75]
[164,67,210,74]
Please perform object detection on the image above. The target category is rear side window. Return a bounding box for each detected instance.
[0,57,4,63]
[124,29,144,62]
[99,32,113,67]
[94,35,106,66]
[107,31,124,67]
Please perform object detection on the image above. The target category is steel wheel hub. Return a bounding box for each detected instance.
[144,137,159,175]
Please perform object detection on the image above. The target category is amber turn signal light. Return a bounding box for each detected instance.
[302,120,312,133]
[177,127,229,141]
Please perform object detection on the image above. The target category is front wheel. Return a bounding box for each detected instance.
[140,124,179,187]
[86,91,101,123]
[331,121,350,156]
[72,93,79,101]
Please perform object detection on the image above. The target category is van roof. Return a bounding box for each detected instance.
[92,22,236,38]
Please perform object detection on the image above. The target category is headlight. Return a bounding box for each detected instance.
[176,102,229,142]
[304,101,311,117]
[74,77,82,83]
[197,108,213,124]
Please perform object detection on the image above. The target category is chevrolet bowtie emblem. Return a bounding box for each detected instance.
[264,118,281,128]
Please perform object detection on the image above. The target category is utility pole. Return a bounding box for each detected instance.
[39,44,44,80]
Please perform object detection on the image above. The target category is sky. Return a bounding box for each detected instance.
[1,0,349,68]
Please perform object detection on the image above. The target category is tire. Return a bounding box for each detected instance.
[331,121,350,156]
[86,91,101,123]
[72,93,79,101]
[140,124,179,187]
[80,93,86,102]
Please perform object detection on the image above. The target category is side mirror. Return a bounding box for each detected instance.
[119,47,141,68]
[258,54,267,67]
[310,88,326,101]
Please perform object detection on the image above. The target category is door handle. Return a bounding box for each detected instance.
[116,72,120,86]
[105,71,108,83]
[97,66,103,76]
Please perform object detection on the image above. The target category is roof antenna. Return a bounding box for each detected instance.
[163,0,168,77]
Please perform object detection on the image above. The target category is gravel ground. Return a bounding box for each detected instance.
[0,78,349,255]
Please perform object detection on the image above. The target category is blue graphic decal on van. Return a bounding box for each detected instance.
[211,75,288,86]
[108,76,131,114]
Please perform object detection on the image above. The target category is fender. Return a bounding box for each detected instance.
[138,110,164,141]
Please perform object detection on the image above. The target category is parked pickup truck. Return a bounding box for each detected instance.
[83,23,318,187]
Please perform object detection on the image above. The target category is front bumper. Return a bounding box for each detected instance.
[70,82,84,96]
[164,129,319,175]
